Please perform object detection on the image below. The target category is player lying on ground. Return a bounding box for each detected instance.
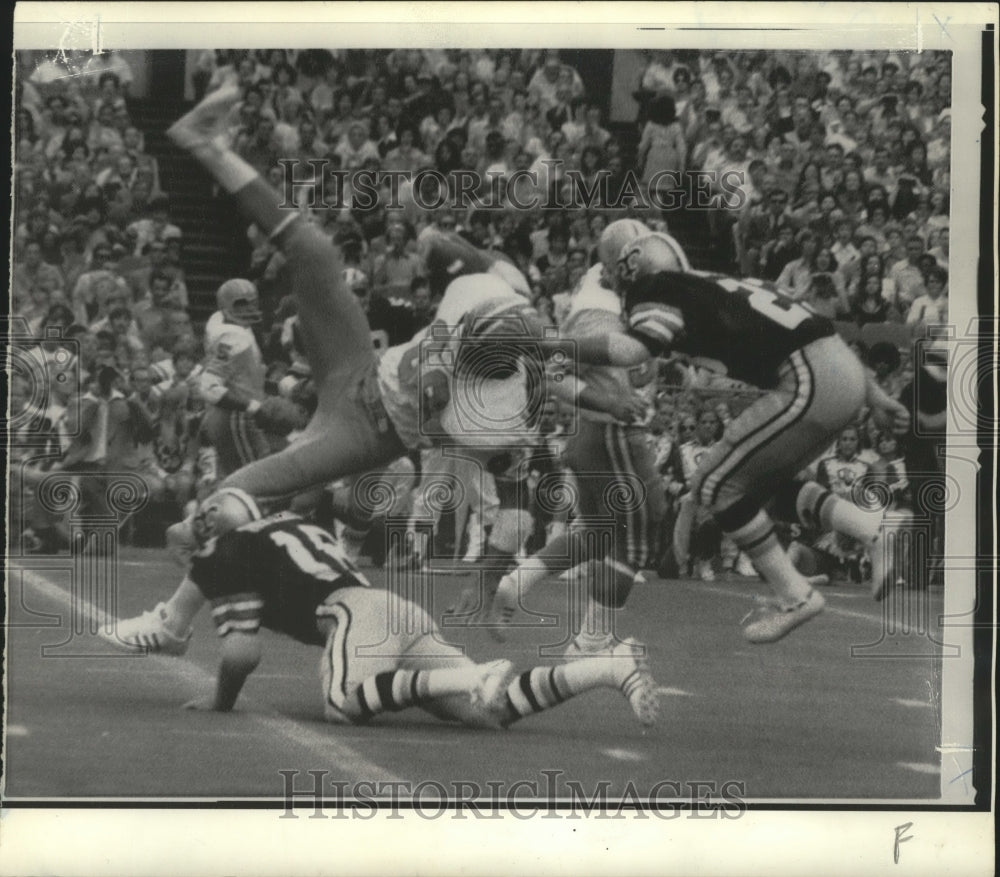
[111,81,573,653]
[170,490,659,728]
[495,233,912,644]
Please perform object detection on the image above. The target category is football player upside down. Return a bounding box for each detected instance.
[109,79,631,656]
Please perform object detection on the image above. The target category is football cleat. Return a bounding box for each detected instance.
[562,632,614,660]
[608,637,659,727]
[485,575,518,642]
[468,659,517,727]
[735,553,759,578]
[166,81,242,151]
[442,586,484,619]
[741,589,826,644]
[106,603,193,655]
[870,511,913,601]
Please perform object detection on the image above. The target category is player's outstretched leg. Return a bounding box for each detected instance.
[714,502,826,644]
[322,658,517,726]
[772,479,909,601]
[476,638,659,728]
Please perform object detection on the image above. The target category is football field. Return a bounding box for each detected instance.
[5,548,945,802]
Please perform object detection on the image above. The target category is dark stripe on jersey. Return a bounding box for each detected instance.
[704,350,817,510]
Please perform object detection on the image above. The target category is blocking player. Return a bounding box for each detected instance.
[541,233,911,643]
[170,490,659,728]
[473,219,665,654]
[113,82,556,652]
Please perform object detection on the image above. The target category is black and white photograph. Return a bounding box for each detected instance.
[3,3,996,875]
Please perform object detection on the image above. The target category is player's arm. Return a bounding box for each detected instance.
[863,370,910,433]
[212,631,263,711]
[547,374,647,423]
[542,332,658,368]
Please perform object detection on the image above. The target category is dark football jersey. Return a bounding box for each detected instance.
[190,514,370,646]
[623,270,835,388]
[368,293,417,348]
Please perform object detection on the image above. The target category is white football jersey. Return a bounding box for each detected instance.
[562,264,656,425]
[199,311,265,406]
[376,273,540,449]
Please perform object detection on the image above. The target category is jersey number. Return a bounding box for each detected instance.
[715,276,813,330]
[269,525,362,584]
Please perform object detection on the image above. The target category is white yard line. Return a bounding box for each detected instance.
[896,761,940,775]
[15,567,407,786]
[600,747,646,762]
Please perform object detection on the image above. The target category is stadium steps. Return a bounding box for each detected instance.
[129,99,251,322]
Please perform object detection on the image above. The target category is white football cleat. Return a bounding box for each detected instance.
[562,632,614,660]
[735,553,759,578]
[167,81,241,151]
[106,603,192,656]
[608,637,659,727]
[485,575,518,642]
[468,659,517,726]
[870,511,913,601]
[741,589,826,644]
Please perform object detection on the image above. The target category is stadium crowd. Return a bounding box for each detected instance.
[10,47,950,585]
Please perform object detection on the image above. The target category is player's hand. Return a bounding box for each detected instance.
[872,398,910,434]
[254,395,305,435]
[608,393,648,424]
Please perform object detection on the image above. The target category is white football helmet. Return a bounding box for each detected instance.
[615,232,690,290]
[216,278,262,325]
[597,218,651,270]
[190,487,262,550]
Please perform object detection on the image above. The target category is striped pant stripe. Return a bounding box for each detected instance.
[323,603,352,712]
[699,349,816,512]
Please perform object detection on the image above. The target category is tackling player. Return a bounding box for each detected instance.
[544,233,911,642]
[171,490,659,728]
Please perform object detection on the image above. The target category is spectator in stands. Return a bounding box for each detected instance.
[886,233,929,313]
[803,271,849,320]
[12,239,65,309]
[638,94,686,194]
[906,265,948,329]
[372,221,423,298]
[851,270,892,325]
[677,408,725,581]
[776,229,819,299]
[126,195,182,256]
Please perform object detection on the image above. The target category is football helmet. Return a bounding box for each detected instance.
[190,487,262,550]
[597,218,651,270]
[615,232,690,290]
[216,278,262,325]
